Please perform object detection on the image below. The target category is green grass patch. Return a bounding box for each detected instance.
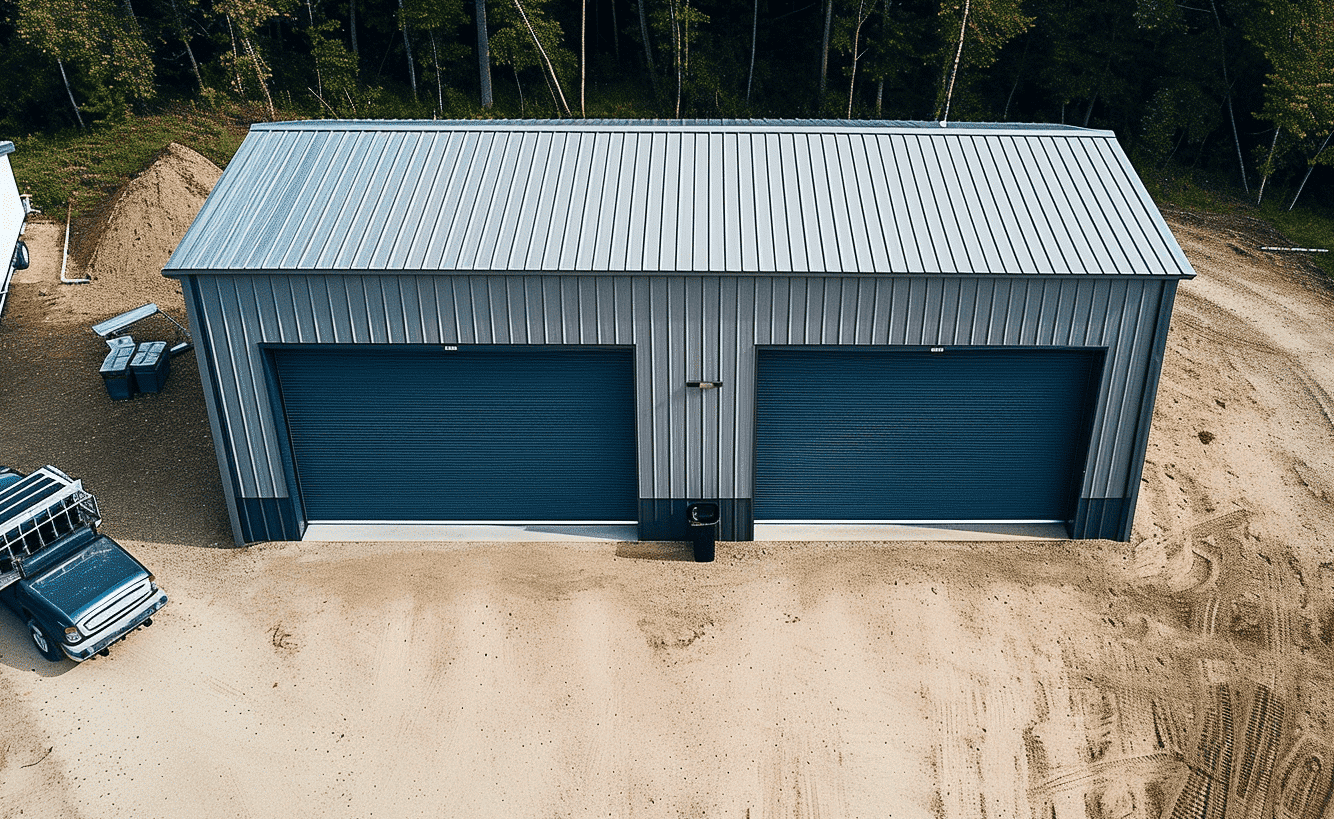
[8,104,250,220]
[1258,201,1334,277]
[1136,159,1334,278]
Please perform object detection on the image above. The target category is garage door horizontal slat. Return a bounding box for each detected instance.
[275,347,637,521]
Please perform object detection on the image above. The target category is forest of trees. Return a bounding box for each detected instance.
[0,0,1331,206]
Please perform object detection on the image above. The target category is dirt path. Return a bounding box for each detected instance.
[2,155,1333,819]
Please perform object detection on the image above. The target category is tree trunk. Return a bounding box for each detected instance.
[511,0,571,115]
[846,0,867,118]
[876,78,883,117]
[242,35,277,120]
[746,0,757,103]
[56,58,86,129]
[668,0,682,116]
[610,0,619,63]
[818,0,832,100]
[167,0,205,93]
[350,0,358,56]
[397,0,417,100]
[226,16,244,95]
[581,0,586,115]
[637,0,656,92]
[306,0,323,99]
[940,0,969,124]
[1207,0,1247,193]
[476,0,493,108]
[1257,127,1280,206]
[513,64,525,116]
[1288,130,1333,211]
[431,30,443,113]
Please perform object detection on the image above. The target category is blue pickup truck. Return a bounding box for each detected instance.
[0,466,167,662]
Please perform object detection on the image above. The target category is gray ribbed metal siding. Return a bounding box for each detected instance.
[182,272,1168,510]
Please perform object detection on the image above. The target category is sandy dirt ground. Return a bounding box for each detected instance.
[1,147,1333,819]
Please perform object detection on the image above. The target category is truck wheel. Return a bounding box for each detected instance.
[27,620,65,662]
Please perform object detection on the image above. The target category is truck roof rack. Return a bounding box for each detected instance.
[0,467,101,590]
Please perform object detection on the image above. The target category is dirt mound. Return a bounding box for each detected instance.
[40,142,221,324]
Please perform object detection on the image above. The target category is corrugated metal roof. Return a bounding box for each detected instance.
[165,120,1195,277]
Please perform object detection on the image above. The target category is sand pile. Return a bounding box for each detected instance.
[44,142,221,323]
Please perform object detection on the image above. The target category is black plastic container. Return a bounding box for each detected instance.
[130,341,170,394]
[686,501,720,562]
[100,345,137,400]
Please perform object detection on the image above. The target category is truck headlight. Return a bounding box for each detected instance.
[64,627,83,644]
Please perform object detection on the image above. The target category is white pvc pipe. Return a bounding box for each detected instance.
[59,202,89,285]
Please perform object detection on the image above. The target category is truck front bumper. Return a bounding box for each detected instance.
[63,592,168,661]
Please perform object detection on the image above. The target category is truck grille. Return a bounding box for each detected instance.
[80,578,154,634]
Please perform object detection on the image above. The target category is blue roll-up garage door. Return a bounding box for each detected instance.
[273,346,637,522]
[755,348,1103,522]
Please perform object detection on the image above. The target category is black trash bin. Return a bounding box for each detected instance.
[686,501,720,562]
[100,341,137,400]
[130,341,170,394]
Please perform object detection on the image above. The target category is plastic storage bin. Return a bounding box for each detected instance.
[130,341,170,394]
[100,344,137,400]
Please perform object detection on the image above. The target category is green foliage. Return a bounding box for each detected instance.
[14,0,157,115]
[7,107,248,218]
[1245,0,1334,142]
[1261,201,1334,277]
[933,0,1033,118]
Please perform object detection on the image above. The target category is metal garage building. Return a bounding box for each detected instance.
[163,119,1195,546]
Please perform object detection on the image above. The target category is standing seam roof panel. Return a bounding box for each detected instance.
[441,131,503,269]
[369,132,441,269]
[1019,136,1099,273]
[929,136,989,274]
[1088,138,1190,274]
[525,131,567,270]
[415,132,476,270]
[735,134,757,272]
[393,135,462,270]
[904,135,955,272]
[846,135,890,273]
[175,136,261,266]
[1052,137,1139,274]
[870,136,913,272]
[348,131,420,269]
[978,136,1048,274]
[323,132,401,269]
[806,135,841,272]
[473,131,536,270]
[995,137,1067,274]
[761,134,789,272]
[459,131,521,269]
[167,122,1195,279]
[605,133,636,271]
[285,133,369,268]
[1035,137,1115,274]
[957,136,1021,273]
[268,132,347,268]
[572,132,610,271]
[218,132,308,269]
[954,136,1011,273]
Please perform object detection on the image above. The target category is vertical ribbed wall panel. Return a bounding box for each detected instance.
[194,273,1167,509]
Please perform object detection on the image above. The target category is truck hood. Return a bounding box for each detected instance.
[26,537,149,619]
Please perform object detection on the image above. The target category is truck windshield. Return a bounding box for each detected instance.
[28,538,146,617]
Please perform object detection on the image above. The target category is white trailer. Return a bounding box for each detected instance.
[0,140,34,322]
